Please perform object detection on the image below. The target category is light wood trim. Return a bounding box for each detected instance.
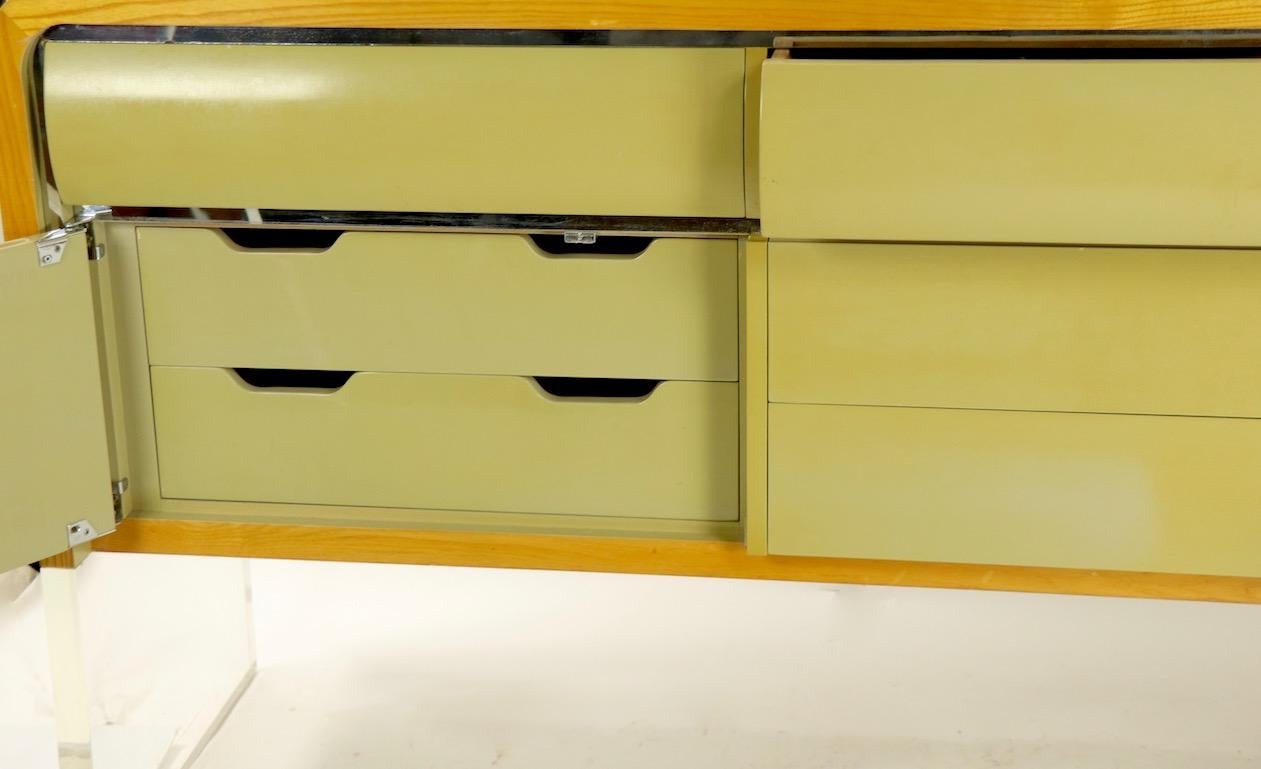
[39,549,77,569]
[39,544,90,569]
[0,12,36,239]
[95,517,1261,604]
[10,0,1261,35]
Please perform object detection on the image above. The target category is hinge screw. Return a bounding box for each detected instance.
[37,242,65,266]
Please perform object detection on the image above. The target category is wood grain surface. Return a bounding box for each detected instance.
[94,518,1261,604]
[38,549,76,569]
[8,0,1261,35]
[0,12,36,239]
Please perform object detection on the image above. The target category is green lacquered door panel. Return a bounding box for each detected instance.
[0,232,114,571]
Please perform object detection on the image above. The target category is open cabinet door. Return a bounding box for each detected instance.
[0,230,115,572]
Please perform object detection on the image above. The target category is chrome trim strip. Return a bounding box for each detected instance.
[104,208,756,237]
[39,24,1261,49]
[41,25,777,47]
[28,32,61,229]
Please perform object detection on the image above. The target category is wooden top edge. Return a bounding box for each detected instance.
[7,1,1261,39]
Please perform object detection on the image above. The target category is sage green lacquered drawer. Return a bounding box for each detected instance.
[139,227,738,382]
[45,43,746,217]
[769,240,1261,417]
[152,366,739,521]
[760,57,1261,245]
[769,402,1261,576]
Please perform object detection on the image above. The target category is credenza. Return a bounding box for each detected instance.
[4,24,1261,601]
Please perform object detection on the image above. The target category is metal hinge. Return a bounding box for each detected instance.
[66,519,99,548]
[111,477,129,523]
[563,230,598,245]
[36,205,112,267]
[65,477,129,543]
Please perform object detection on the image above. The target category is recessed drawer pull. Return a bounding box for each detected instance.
[221,228,343,251]
[532,376,661,400]
[233,368,354,391]
[528,234,652,258]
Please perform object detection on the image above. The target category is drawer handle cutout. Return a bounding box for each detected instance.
[222,228,344,251]
[528,234,652,258]
[233,368,354,391]
[532,377,661,400]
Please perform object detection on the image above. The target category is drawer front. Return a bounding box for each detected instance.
[139,228,738,382]
[151,367,738,521]
[769,241,1261,417]
[769,403,1261,576]
[44,43,745,218]
[760,58,1261,245]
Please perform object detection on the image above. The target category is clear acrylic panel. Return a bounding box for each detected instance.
[0,552,255,769]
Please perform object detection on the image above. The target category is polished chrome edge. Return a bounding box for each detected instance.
[104,208,757,237]
[41,25,777,47]
[39,24,1261,49]
[28,32,62,229]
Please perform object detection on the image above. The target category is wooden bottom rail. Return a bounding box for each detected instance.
[94,517,1261,604]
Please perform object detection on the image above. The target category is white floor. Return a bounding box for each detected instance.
[3,553,1261,768]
